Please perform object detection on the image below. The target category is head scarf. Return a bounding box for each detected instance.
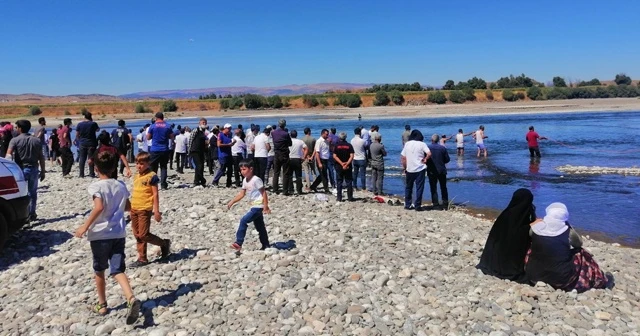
[477,188,536,283]
[531,202,569,237]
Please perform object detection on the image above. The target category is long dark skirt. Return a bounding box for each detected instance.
[525,248,608,292]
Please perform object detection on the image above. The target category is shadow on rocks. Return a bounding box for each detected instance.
[0,229,73,271]
[136,282,204,329]
[153,248,204,265]
[28,210,91,228]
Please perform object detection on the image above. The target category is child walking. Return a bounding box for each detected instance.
[130,152,171,267]
[227,159,271,251]
[74,151,141,324]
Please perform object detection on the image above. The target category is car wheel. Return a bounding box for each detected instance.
[0,213,7,250]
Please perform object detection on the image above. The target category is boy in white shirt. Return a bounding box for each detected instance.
[173,128,188,173]
[73,150,141,324]
[227,159,271,251]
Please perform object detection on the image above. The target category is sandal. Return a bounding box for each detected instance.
[126,298,141,325]
[93,302,108,316]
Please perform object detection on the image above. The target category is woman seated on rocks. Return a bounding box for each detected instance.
[525,202,614,292]
[477,188,535,283]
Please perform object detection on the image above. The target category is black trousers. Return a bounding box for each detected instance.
[191,152,206,186]
[288,158,303,194]
[310,159,329,192]
[427,172,448,206]
[233,154,243,187]
[150,151,170,188]
[78,146,96,178]
[175,152,186,173]
[335,166,353,201]
[60,147,74,176]
[273,153,291,194]
[529,146,541,157]
[254,157,268,183]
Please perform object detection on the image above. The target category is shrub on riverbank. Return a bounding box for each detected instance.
[448,90,466,104]
[335,94,362,108]
[390,90,404,105]
[373,92,390,106]
[427,91,447,104]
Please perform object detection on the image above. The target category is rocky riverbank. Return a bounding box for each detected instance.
[1,166,639,335]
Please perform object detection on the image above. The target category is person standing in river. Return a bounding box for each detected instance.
[473,125,488,158]
[526,126,547,158]
[401,125,411,146]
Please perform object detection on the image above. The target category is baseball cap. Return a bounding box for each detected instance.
[223,123,232,129]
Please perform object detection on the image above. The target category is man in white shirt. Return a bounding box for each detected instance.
[350,128,367,190]
[252,128,271,183]
[287,130,307,194]
[310,129,331,193]
[136,126,149,154]
[245,125,258,160]
[174,128,188,173]
[231,129,247,187]
[472,125,488,158]
[400,129,431,211]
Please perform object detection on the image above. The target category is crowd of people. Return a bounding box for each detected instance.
[1,112,613,325]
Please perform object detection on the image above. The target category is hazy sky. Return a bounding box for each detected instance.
[1,0,639,95]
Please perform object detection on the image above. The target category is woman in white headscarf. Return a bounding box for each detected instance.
[525,203,614,292]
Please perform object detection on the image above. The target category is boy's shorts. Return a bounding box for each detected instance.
[477,144,486,150]
[90,238,126,275]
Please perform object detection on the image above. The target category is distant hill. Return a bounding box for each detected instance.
[0,93,122,105]
[118,83,373,99]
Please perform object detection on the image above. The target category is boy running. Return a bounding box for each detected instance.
[73,151,141,324]
[227,159,271,251]
[130,152,171,267]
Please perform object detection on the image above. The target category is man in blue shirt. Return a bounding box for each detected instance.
[212,123,235,187]
[146,112,174,189]
[426,134,451,209]
[271,119,292,195]
[75,112,100,178]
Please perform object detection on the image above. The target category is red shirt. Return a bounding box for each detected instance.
[526,131,540,147]
[58,126,70,148]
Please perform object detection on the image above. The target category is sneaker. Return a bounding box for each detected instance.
[129,260,149,268]
[230,242,242,251]
[605,272,615,289]
[161,239,171,259]
[126,298,141,325]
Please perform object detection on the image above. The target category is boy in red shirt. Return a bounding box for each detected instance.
[526,126,547,158]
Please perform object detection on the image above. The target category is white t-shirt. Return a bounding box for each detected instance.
[86,179,129,241]
[351,136,366,160]
[243,176,264,208]
[456,133,465,148]
[289,138,307,159]
[253,133,269,158]
[245,132,256,154]
[136,133,147,152]
[174,134,188,153]
[475,130,484,145]
[232,135,246,155]
[400,140,431,173]
[144,128,152,148]
[315,138,330,160]
[268,136,275,157]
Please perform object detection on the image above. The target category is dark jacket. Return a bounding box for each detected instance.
[426,143,450,175]
[271,128,292,155]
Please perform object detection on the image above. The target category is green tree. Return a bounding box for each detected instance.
[373,91,390,106]
[29,106,42,116]
[546,87,569,100]
[489,83,498,90]
[317,98,329,107]
[448,90,466,104]
[229,97,243,109]
[427,91,447,104]
[302,94,319,107]
[390,90,404,105]
[467,77,487,89]
[161,99,178,112]
[615,73,632,85]
[220,99,230,109]
[462,87,476,101]
[442,80,455,90]
[335,94,362,108]
[577,78,601,87]
[502,89,518,101]
[267,95,283,108]
[552,76,567,87]
[526,86,545,100]
[485,90,494,101]
[243,94,266,109]
[134,103,146,113]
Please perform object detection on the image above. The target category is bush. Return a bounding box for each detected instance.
[595,87,610,98]
[134,103,147,114]
[365,82,424,93]
[243,94,267,109]
[267,95,283,108]
[317,98,329,107]
[615,73,632,85]
[220,99,230,109]
[373,91,390,106]
[427,91,447,104]
[335,94,362,108]
[448,90,466,104]
[467,77,487,89]
[302,94,319,108]
[552,76,567,87]
[516,92,525,100]
[496,74,536,88]
[390,90,404,105]
[229,97,243,109]
[161,99,178,112]
[442,80,455,90]
[462,87,476,101]
[546,87,569,100]
[526,86,544,100]
[282,97,291,107]
[502,89,518,101]
[485,90,494,100]
[29,106,42,115]
[577,78,601,87]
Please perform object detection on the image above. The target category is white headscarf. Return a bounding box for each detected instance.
[531,202,570,237]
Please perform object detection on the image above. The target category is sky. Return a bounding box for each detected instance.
[1,0,639,96]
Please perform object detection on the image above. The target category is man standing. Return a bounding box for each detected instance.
[526,126,547,158]
[401,130,431,211]
[350,128,367,190]
[189,118,208,187]
[33,117,48,161]
[333,132,355,202]
[401,125,411,146]
[455,129,473,156]
[245,125,258,160]
[327,128,338,189]
[271,119,293,195]
[174,128,187,174]
[75,112,100,178]
[231,128,246,187]
[369,133,387,196]
[301,127,317,191]
[426,134,451,209]
[473,125,488,158]
[58,118,74,177]
[207,127,219,176]
[288,130,307,195]
[111,120,132,177]
[212,123,235,187]
[147,112,174,189]
[310,129,331,193]
[252,128,271,183]
[6,120,45,221]
[136,126,148,154]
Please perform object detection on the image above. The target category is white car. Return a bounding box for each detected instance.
[0,157,29,248]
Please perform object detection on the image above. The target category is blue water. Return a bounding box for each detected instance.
[100,111,640,245]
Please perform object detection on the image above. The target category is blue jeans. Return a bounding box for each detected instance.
[23,167,39,216]
[352,159,366,189]
[213,156,233,187]
[327,156,336,187]
[235,208,270,249]
[405,169,426,209]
